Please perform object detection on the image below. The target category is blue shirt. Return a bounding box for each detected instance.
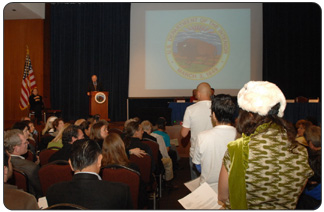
[153,130,171,147]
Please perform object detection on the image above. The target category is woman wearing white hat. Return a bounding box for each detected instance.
[218,81,313,209]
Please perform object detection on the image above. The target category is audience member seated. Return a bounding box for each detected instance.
[12,121,37,156]
[123,119,153,162]
[102,132,149,208]
[48,125,84,163]
[141,120,177,189]
[21,117,39,143]
[192,94,237,192]
[295,119,313,146]
[40,116,58,150]
[47,123,71,149]
[46,139,133,209]
[4,152,39,210]
[218,81,313,209]
[102,133,139,172]
[296,125,321,209]
[4,129,43,198]
[79,120,92,139]
[23,120,38,146]
[89,120,109,148]
[153,117,179,171]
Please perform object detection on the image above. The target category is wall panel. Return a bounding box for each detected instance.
[4,19,44,129]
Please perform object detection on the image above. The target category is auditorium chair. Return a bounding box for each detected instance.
[100,165,140,209]
[45,203,87,210]
[23,150,35,162]
[108,128,123,136]
[130,154,158,209]
[12,168,29,193]
[39,148,60,166]
[142,140,163,197]
[38,160,73,195]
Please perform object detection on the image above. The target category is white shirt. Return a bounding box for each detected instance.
[10,154,25,160]
[192,125,237,192]
[151,132,170,158]
[182,100,213,158]
[75,171,102,180]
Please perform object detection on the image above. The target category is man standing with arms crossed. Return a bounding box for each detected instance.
[181,82,213,180]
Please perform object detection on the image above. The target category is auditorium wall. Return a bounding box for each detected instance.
[4,19,44,129]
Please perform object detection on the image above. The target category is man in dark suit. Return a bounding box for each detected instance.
[46,139,133,209]
[87,75,103,96]
[48,125,84,163]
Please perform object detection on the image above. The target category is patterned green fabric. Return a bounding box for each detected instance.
[224,122,313,209]
[227,134,249,209]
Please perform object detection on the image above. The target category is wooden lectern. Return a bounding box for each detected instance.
[89,91,109,121]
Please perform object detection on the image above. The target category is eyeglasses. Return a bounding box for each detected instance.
[20,141,29,146]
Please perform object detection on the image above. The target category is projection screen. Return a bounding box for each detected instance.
[129,3,263,97]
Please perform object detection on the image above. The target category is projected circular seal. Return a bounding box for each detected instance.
[165,16,230,80]
[95,92,106,104]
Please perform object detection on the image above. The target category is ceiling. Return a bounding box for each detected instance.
[4,3,45,20]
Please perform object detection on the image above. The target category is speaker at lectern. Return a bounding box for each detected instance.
[89,91,109,121]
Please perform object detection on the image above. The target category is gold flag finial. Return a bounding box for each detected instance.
[26,45,29,55]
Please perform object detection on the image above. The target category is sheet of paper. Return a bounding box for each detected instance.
[170,138,179,146]
[184,176,200,192]
[38,196,48,209]
[178,182,223,209]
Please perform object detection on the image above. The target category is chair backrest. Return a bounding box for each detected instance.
[12,168,29,192]
[101,165,140,209]
[38,161,73,195]
[28,138,37,150]
[129,154,152,184]
[142,140,159,165]
[24,150,34,162]
[45,203,87,210]
[39,149,59,166]
[108,128,123,136]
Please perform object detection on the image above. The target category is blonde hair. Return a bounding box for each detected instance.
[42,116,58,135]
[74,119,86,126]
[50,123,71,143]
[141,120,153,133]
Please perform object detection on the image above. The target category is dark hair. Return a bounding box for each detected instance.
[62,125,80,145]
[79,121,91,136]
[70,139,101,171]
[124,120,141,137]
[156,117,167,131]
[305,125,321,147]
[93,114,100,122]
[12,121,29,131]
[212,94,236,124]
[236,105,297,147]
[123,119,141,148]
[52,118,64,130]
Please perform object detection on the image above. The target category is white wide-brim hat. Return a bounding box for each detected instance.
[237,81,286,117]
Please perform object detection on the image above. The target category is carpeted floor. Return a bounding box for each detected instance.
[156,157,192,210]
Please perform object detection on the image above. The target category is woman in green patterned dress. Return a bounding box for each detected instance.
[218,81,313,209]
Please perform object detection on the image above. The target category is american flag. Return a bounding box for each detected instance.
[19,48,37,110]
